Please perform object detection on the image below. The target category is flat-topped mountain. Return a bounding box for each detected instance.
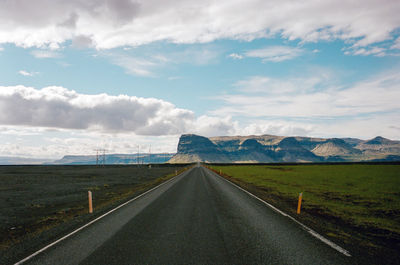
[173,134,230,163]
[169,134,400,163]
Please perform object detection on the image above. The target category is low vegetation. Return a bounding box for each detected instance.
[0,164,188,264]
[209,163,400,263]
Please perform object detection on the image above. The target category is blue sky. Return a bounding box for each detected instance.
[0,0,399,158]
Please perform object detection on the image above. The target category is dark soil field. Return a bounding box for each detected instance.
[0,164,189,264]
[208,163,400,265]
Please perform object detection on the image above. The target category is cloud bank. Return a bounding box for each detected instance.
[0,0,399,50]
[214,72,400,118]
[1,69,398,140]
[0,85,236,136]
[210,70,400,139]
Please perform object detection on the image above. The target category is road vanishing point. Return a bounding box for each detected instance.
[16,165,352,265]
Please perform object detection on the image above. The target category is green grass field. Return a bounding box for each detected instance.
[209,164,400,251]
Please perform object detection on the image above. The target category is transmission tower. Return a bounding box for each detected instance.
[94,149,107,166]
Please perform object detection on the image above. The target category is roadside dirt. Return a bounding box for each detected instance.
[0,164,189,265]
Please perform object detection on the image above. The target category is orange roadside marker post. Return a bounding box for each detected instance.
[297,192,303,214]
[219,169,222,175]
[88,191,93,213]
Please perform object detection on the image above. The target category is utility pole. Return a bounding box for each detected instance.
[149,144,151,164]
[137,145,140,165]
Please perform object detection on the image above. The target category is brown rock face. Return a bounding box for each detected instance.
[169,134,400,163]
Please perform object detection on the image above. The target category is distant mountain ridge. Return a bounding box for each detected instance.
[169,134,400,163]
[0,156,52,165]
[2,135,399,165]
[51,153,174,165]
[0,153,175,165]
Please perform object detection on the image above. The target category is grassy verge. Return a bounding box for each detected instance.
[208,164,400,264]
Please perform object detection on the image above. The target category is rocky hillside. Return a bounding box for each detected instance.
[311,138,361,157]
[169,134,400,163]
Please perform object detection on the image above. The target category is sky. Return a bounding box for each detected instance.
[0,0,400,159]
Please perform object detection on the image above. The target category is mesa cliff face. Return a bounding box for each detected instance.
[169,134,400,163]
[169,134,230,163]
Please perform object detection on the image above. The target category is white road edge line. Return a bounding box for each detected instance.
[206,166,351,257]
[14,168,190,265]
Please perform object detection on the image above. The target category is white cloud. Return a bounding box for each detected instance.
[0,85,192,134]
[228,53,243,60]
[245,46,304,62]
[205,69,400,140]
[0,0,398,51]
[168,46,220,65]
[0,71,399,159]
[71,35,94,49]
[0,128,181,158]
[346,47,387,57]
[312,113,400,140]
[240,122,314,137]
[0,46,3,51]
[233,113,400,140]
[18,70,37,76]
[391,37,400,49]
[106,46,220,77]
[214,71,400,118]
[31,50,61,58]
[0,85,239,137]
[234,75,328,94]
[2,111,399,159]
[191,115,238,137]
[109,54,158,76]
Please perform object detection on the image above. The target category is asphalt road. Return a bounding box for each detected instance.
[18,165,352,265]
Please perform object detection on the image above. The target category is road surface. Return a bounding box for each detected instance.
[17,165,352,264]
